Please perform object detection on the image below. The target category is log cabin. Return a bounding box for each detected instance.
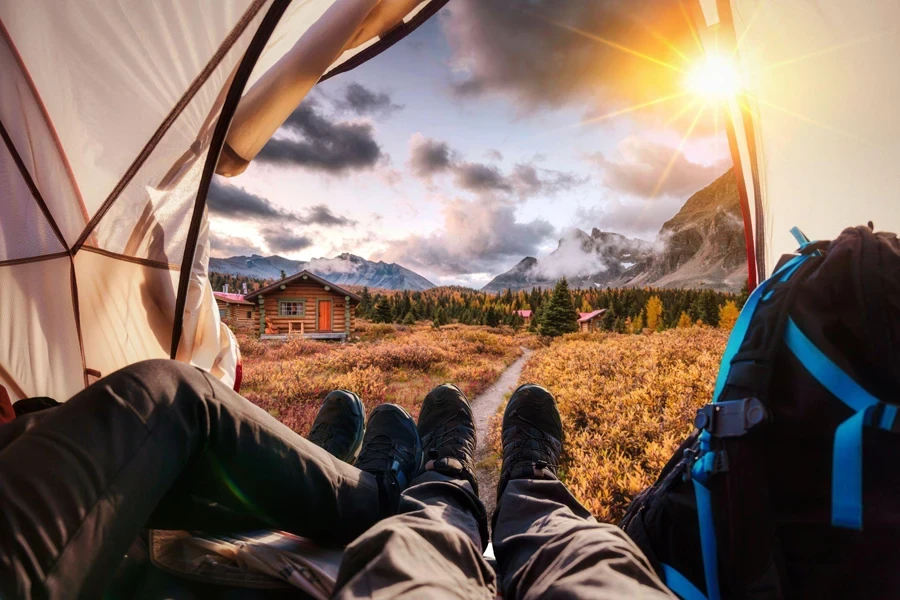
[578,309,607,333]
[214,292,256,329]
[516,309,533,326]
[243,270,361,340]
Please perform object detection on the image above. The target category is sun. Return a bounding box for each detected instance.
[684,53,743,101]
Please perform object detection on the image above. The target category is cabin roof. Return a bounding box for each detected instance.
[244,270,362,303]
[213,292,253,305]
[578,309,607,323]
[516,310,533,318]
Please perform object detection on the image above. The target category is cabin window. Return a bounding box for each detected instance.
[279,300,305,317]
[246,310,253,319]
[218,308,226,319]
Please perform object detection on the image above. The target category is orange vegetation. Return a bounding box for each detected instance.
[238,322,528,435]
[493,328,727,523]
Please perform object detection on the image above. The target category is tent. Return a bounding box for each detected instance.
[0,0,446,403]
[692,0,900,288]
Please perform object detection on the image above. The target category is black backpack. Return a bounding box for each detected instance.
[621,225,900,600]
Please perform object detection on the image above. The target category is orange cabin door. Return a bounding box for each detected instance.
[318,300,332,331]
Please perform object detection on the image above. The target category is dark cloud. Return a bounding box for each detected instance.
[588,137,727,198]
[209,231,261,258]
[260,225,315,254]
[375,196,555,275]
[256,100,383,173]
[453,162,511,192]
[303,204,357,227]
[442,0,703,126]
[408,134,585,197]
[207,179,294,222]
[336,83,403,118]
[408,133,454,177]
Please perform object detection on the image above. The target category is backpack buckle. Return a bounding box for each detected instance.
[694,398,769,438]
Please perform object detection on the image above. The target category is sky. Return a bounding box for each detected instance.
[209,0,732,287]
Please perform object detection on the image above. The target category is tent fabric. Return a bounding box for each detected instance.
[699,0,900,281]
[0,0,446,402]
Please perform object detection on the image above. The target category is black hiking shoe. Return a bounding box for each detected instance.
[355,404,423,513]
[307,390,366,463]
[417,384,479,495]
[497,384,563,500]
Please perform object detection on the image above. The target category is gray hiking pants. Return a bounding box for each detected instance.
[334,471,675,599]
[0,359,386,600]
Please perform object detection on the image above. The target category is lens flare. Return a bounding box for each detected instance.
[685,54,743,101]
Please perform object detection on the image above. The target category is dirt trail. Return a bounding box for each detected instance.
[471,348,533,518]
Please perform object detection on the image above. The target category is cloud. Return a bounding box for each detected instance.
[259,225,314,254]
[588,137,727,198]
[255,99,383,173]
[441,0,702,125]
[375,196,555,275]
[335,83,403,118]
[207,178,292,222]
[208,178,355,228]
[408,133,454,177]
[209,231,261,258]
[575,195,684,242]
[408,133,585,197]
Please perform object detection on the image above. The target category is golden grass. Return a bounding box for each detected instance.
[238,322,527,435]
[492,328,727,523]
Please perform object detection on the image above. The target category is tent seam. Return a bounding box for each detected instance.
[71,0,268,252]
[81,246,181,271]
[0,17,89,228]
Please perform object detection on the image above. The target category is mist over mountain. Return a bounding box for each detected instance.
[209,253,435,291]
[483,169,745,292]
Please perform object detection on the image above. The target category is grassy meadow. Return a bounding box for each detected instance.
[238,319,727,524]
[237,322,533,434]
[487,328,728,523]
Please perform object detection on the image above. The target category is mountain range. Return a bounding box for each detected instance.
[209,252,436,291]
[482,169,745,292]
[210,169,745,293]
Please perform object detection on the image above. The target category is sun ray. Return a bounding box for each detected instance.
[666,98,698,126]
[732,0,767,56]
[678,0,704,54]
[579,92,688,127]
[652,103,707,197]
[745,93,862,140]
[761,29,894,71]
[531,12,685,73]
[637,19,692,64]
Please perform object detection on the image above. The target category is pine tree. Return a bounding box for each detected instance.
[631,310,645,334]
[677,311,693,328]
[432,307,448,329]
[689,296,709,325]
[539,278,579,337]
[359,286,372,316]
[372,297,393,323]
[645,296,663,331]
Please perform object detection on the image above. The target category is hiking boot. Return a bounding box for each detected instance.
[307,390,365,463]
[497,384,563,500]
[355,404,423,512]
[417,383,479,494]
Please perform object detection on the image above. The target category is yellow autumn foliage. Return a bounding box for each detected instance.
[514,328,727,523]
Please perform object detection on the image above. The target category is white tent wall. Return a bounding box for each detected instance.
[701,0,900,280]
[0,0,447,403]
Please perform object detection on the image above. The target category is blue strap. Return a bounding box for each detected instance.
[712,253,809,403]
[784,317,884,529]
[790,226,810,246]
[690,431,721,600]
[880,405,898,430]
[663,564,708,600]
[784,319,880,412]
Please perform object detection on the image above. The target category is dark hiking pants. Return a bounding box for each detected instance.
[0,359,384,600]
[334,472,675,600]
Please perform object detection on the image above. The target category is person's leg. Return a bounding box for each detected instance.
[0,359,386,600]
[492,384,674,600]
[334,384,496,600]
